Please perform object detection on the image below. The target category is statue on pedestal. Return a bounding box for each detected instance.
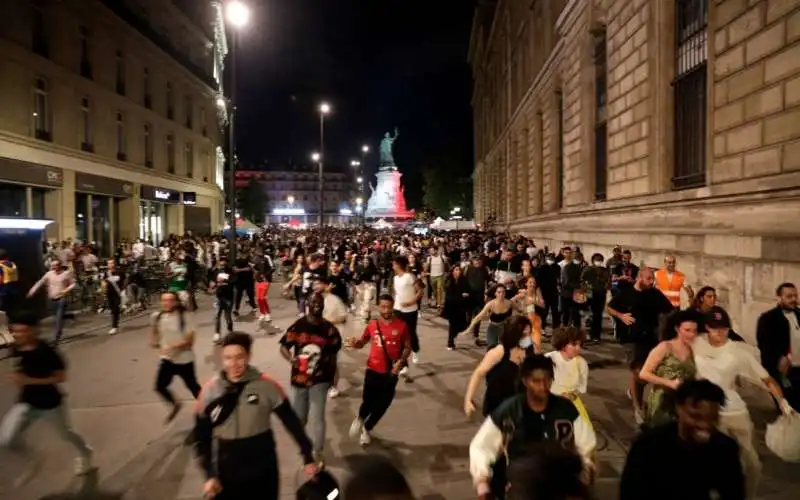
[378,128,399,171]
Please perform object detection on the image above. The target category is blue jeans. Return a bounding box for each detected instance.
[291,382,330,454]
[0,403,92,459]
[51,298,67,343]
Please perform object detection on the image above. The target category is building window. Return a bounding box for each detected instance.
[79,26,92,79]
[115,50,126,95]
[185,142,194,178]
[166,82,174,119]
[116,112,126,161]
[593,28,608,201]
[33,77,51,141]
[200,106,207,136]
[673,0,708,190]
[166,133,175,173]
[32,0,48,57]
[143,123,153,167]
[80,97,93,152]
[143,67,152,108]
[184,95,193,129]
[556,91,565,209]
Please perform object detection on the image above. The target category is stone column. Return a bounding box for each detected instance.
[116,184,140,242]
[57,170,76,240]
[86,194,94,243]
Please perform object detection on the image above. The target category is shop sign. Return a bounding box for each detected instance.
[75,173,133,197]
[182,192,197,205]
[140,185,180,203]
[0,157,64,187]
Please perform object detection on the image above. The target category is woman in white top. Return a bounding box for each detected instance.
[546,326,591,428]
[693,306,793,499]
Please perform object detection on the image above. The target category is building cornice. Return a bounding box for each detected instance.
[556,0,586,37]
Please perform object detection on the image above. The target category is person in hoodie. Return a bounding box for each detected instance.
[194,332,318,500]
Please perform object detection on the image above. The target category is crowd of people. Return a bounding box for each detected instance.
[1,226,800,499]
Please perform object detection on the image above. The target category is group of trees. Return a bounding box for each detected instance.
[421,158,472,220]
[236,177,269,225]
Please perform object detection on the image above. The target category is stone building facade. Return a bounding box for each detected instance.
[469,0,800,341]
[0,0,228,252]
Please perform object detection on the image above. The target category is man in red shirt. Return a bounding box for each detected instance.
[345,294,411,446]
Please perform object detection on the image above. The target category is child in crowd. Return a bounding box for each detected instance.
[546,326,592,429]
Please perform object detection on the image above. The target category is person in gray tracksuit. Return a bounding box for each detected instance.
[194,332,317,500]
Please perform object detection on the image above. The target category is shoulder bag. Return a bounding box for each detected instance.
[374,319,399,378]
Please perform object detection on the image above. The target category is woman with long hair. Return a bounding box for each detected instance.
[442,265,471,350]
[459,284,516,349]
[690,286,745,342]
[515,275,544,353]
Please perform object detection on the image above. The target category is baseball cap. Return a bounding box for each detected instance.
[705,306,732,329]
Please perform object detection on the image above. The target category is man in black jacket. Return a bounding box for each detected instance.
[756,282,800,410]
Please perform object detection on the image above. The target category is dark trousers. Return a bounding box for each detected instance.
[541,293,560,329]
[358,369,398,432]
[215,296,233,334]
[154,359,201,405]
[588,292,606,340]
[561,296,580,328]
[783,367,800,411]
[490,458,508,500]
[397,310,419,353]
[108,294,121,329]
[448,311,468,348]
[234,282,255,312]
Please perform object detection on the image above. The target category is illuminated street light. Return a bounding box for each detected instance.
[226,1,250,27]
[350,160,360,167]
[356,177,363,183]
[319,102,331,115]
[356,197,363,205]
[311,152,321,162]
[362,145,369,153]
[453,206,461,212]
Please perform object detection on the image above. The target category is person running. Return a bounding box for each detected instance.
[194,332,318,500]
[392,256,423,368]
[693,306,794,498]
[546,326,592,428]
[27,261,76,344]
[514,276,544,353]
[346,294,411,446]
[279,292,341,462]
[255,272,271,327]
[167,253,190,308]
[102,259,125,335]
[318,276,348,399]
[0,312,93,487]
[442,265,471,350]
[469,355,597,500]
[460,284,515,349]
[211,257,235,344]
[150,292,201,423]
[233,251,256,316]
[607,267,674,425]
[0,249,20,346]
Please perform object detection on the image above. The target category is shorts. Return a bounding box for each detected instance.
[624,342,654,371]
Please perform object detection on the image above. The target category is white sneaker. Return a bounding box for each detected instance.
[359,428,371,446]
[264,314,272,322]
[633,408,645,426]
[399,366,409,376]
[108,328,118,335]
[212,333,221,343]
[328,387,340,399]
[411,353,420,364]
[74,453,93,476]
[349,417,364,439]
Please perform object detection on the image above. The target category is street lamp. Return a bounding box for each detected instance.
[223,0,249,262]
[362,145,369,154]
[356,197,363,205]
[317,102,331,227]
[356,177,363,184]
[311,152,321,163]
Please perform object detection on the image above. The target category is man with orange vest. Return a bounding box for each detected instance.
[655,255,694,309]
[0,248,19,346]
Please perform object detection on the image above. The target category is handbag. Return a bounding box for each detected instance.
[766,413,800,462]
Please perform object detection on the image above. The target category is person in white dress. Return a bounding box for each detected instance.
[546,326,592,428]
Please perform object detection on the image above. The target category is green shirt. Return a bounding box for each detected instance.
[168,262,188,292]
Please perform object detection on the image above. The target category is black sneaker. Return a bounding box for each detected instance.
[165,402,182,424]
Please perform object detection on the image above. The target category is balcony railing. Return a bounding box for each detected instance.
[100,0,217,90]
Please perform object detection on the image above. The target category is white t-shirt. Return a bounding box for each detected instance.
[546,351,588,395]
[323,293,348,325]
[393,272,418,313]
[784,310,800,365]
[151,310,196,364]
[692,335,769,415]
[428,255,445,277]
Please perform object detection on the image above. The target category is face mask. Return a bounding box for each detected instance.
[573,259,580,264]
[593,260,603,266]
[519,336,533,349]
[546,259,555,265]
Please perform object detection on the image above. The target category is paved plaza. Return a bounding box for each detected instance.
[0,289,798,499]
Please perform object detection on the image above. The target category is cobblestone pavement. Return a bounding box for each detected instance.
[0,290,798,499]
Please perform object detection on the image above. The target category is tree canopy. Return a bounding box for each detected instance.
[421,160,472,219]
[237,177,268,224]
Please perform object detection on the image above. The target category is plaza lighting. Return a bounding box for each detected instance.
[311,152,321,162]
[453,206,461,212]
[319,102,331,115]
[225,1,250,27]
[362,145,369,153]
[350,160,360,167]
[356,177,363,183]
[356,197,363,205]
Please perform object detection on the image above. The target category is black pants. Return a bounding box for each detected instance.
[448,310,468,348]
[588,293,606,340]
[561,297,580,328]
[107,293,121,329]
[358,369,398,432]
[154,359,201,405]
[784,367,800,411]
[234,282,255,312]
[490,458,508,500]
[215,296,233,334]
[541,293,560,329]
[397,310,419,353]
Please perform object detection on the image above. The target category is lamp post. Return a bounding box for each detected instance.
[223,0,249,262]
[317,102,330,227]
[360,145,369,225]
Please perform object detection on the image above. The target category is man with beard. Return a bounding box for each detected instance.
[607,267,674,425]
[757,282,800,410]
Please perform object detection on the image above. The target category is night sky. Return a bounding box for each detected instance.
[231,0,477,208]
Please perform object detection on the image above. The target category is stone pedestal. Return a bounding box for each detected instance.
[365,169,414,220]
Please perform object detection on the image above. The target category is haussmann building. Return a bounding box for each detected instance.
[0,0,230,254]
[469,0,800,340]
